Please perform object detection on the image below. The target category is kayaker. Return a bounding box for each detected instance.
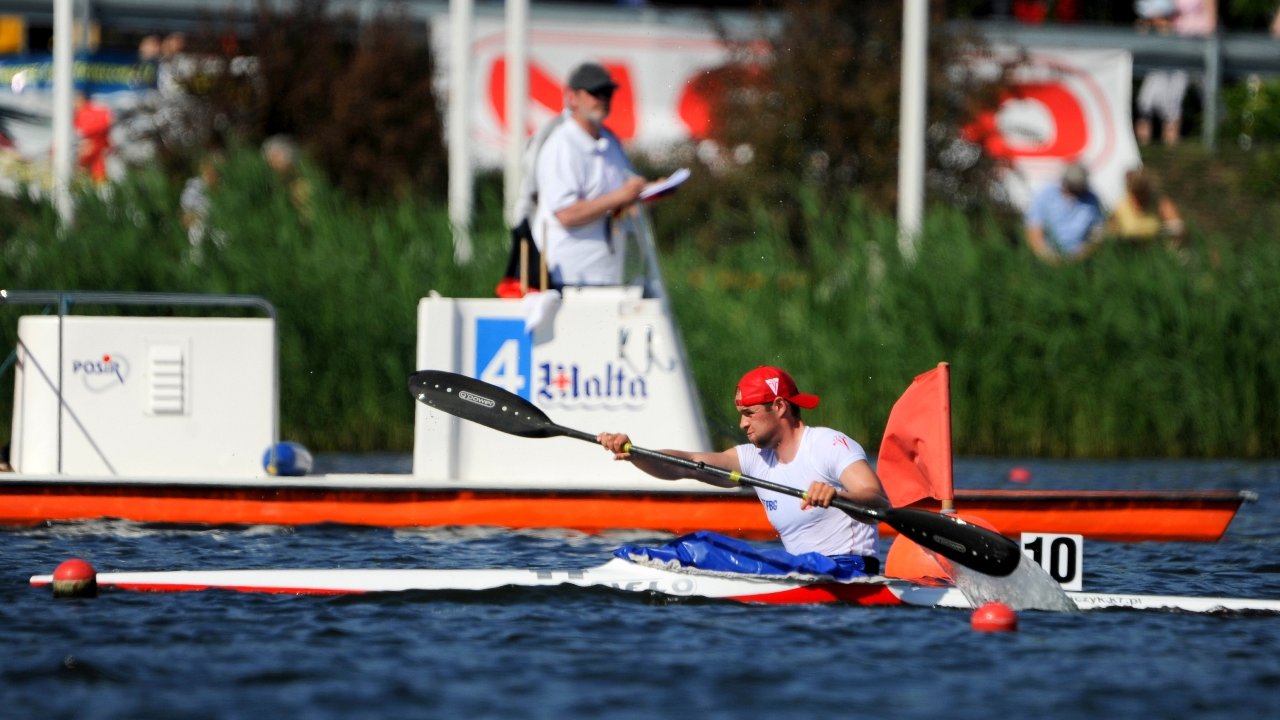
[598,365,889,577]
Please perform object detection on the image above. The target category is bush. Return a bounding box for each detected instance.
[1221,74,1280,150]
[183,0,447,201]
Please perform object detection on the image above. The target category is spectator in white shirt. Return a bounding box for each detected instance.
[531,62,649,287]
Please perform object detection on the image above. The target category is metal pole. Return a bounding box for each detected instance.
[505,0,530,228]
[57,293,66,473]
[896,0,928,261]
[1202,31,1221,151]
[52,0,75,222]
[447,0,474,264]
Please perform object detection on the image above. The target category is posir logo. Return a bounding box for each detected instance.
[72,353,129,391]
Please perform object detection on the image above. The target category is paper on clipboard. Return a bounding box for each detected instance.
[639,167,690,200]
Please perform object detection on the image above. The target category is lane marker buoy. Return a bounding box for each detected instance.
[971,601,1017,632]
[1008,466,1032,484]
[52,558,97,599]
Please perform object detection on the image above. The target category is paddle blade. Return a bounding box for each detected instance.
[408,370,562,438]
[883,507,1022,577]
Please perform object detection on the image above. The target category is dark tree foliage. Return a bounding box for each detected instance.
[186,0,446,201]
[676,1,1010,255]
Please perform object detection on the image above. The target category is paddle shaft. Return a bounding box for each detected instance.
[621,443,885,524]
[408,369,1021,576]
[618,442,1022,580]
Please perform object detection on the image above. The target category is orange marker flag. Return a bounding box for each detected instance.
[876,362,954,511]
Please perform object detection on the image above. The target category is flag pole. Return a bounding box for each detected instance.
[936,362,955,514]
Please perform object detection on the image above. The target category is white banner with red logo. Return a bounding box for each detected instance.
[2,12,1140,213]
[965,46,1140,209]
[432,11,1140,211]
[429,14,734,168]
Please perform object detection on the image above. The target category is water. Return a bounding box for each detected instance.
[951,552,1081,612]
[3,458,1279,720]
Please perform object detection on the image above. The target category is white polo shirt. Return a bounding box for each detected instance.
[736,426,879,557]
[531,116,635,286]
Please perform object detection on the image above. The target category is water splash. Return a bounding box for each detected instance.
[948,555,1079,612]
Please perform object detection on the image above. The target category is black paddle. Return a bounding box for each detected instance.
[408,369,1023,577]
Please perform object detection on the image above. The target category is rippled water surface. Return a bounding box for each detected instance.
[3,458,1279,720]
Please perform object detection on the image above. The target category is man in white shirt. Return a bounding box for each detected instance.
[532,63,649,287]
[597,366,889,575]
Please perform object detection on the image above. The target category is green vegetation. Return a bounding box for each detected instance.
[2,4,1277,459]
[658,183,1280,459]
[2,147,1278,458]
[0,150,508,452]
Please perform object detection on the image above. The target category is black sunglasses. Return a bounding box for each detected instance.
[586,87,615,101]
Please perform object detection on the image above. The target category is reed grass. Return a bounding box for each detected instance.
[661,190,1280,458]
[1,150,1276,457]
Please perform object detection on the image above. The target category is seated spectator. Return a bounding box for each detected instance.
[262,134,312,219]
[1106,168,1185,246]
[135,35,162,83]
[181,152,226,261]
[1024,162,1105,263]
[157,32,189,97]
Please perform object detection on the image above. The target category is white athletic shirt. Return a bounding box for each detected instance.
[531,116,635,286]
[735,426,879,557]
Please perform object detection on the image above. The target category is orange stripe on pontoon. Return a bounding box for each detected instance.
[0,488,1243,541]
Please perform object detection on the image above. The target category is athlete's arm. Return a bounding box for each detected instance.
[801,459,888,511]
[597,432,741,488]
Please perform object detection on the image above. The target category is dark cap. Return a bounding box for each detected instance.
[1062,163,1090,194]
[567,63,618,94]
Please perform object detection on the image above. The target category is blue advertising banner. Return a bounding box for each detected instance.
[0,51,157,95]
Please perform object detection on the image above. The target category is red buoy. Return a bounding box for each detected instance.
[1008,466,1032,484]
[971,601,1017,632]
[52,558,97,598]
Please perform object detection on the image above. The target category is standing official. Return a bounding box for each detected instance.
[531,62,649,287]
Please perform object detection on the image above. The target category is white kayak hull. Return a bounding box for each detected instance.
[29,558,1280,614]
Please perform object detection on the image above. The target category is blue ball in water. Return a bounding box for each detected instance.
[263,441,314,476]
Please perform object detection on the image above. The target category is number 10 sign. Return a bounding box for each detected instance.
[1021,533,1084,591]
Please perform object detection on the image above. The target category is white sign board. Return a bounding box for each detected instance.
[10,315,275,478]
[413,287,715,489]
[1021,532,1084,591]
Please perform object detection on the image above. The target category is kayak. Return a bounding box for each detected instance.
[29,557,1280,614]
